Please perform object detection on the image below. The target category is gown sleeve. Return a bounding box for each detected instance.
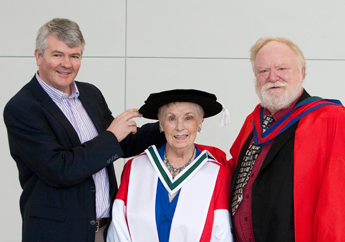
[107,160,133,242]
[210,165,234,242]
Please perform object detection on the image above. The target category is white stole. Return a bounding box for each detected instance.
[127,146,219,242]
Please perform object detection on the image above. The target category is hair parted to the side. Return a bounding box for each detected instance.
[250,37,306,79]
[36,18,85,56]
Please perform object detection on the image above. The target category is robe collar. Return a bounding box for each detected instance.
[145,145,217,195]
[253,97,343,146]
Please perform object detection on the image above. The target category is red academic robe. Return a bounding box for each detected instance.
[230,102,345,241]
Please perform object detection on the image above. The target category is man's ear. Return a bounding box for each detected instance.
[34,49,42,66]
[301,67,305,80]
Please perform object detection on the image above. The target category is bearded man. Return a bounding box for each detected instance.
[229,37,345,242]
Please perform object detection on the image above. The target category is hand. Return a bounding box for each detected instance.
[107,108,143,142]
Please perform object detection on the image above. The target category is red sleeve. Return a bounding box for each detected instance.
[200,165,231,241]
[294,105,345,242]
[230,112,254,167]
[115,158,134,206]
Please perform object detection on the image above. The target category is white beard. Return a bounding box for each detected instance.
[256,80,303,114]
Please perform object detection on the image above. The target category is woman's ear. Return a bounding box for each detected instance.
[159,122,164,133]
[198,118,204,132]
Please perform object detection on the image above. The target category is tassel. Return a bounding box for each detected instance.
[219,105,230,127]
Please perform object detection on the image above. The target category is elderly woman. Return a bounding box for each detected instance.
[107,89,233,242]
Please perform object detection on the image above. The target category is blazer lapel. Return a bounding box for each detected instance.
[28,75,81,146]
[259,122,298,173]
[77,83,105,134]
[258,90,311,173]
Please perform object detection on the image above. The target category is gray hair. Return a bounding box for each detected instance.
[36,18,85,56]
[157,102,204,123]
[250,37,306,80]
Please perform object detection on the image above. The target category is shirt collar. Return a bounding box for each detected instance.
[36,72,80,102]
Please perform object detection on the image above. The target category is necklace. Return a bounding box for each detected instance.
[164,148,196,179]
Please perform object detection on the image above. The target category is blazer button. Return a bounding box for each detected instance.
[90,220,96,226]
[90,186,95,192]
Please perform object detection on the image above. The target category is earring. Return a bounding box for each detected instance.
[198,127,201,132]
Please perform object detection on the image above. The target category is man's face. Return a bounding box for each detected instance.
[35,34,82,95]
[254,41,304,113]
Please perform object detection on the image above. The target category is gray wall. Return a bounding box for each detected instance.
[1,1,344,240]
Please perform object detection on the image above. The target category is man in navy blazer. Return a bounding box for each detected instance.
[3,18,165,242]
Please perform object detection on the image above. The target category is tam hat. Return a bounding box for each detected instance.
[139,89,223,120]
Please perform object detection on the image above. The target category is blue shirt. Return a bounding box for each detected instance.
[155,143,200,242]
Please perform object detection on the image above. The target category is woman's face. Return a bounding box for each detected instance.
[159,102,203,152]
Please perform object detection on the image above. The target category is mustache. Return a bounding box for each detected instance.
[261,81,288,91]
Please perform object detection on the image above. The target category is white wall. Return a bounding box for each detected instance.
[1,1,344,240]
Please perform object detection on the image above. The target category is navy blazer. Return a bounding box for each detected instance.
[4,75,165,242]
